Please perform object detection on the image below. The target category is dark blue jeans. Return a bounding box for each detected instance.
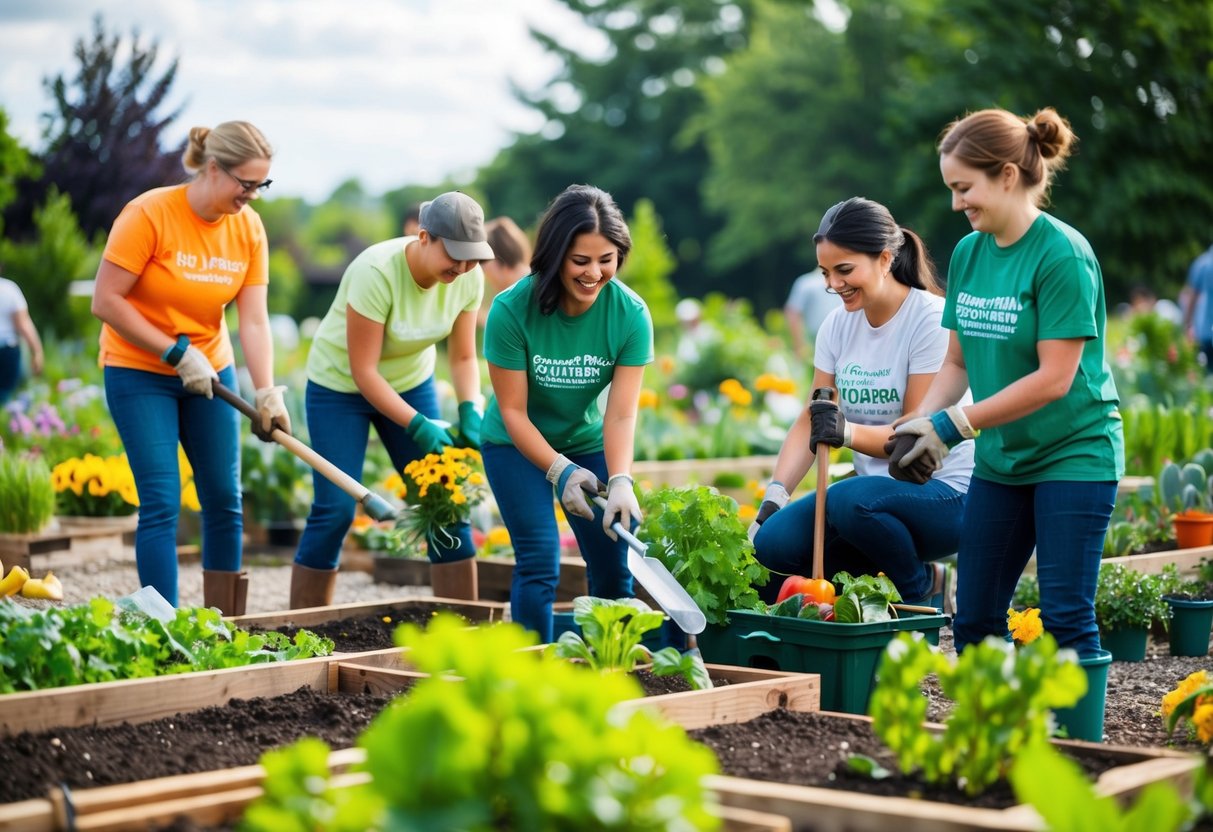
[105,364,241,606]
[0,344,20,404]
[481,442,632,643]
[295,377,474,569]
[953,477,1116,657]
[753,475,966,604]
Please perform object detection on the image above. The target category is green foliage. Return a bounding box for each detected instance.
[673,294,775,392]
[636,484,769,625]
[0,187,100,338]
[1094,563,1168,633]
[242,615,721,830]
[831,571,903,624]
[869,632,1088,796]
[551,595,712,690]
[1110,312,1206,405]
[1012,574,1040,609]
[621,199,678,331]
[241,435,313,523]
[0,451,55,533]
[266,248,304,317]
[0,107,39,216]
[1011,740,1195,832]
[1121,394,1213,477]
[0,597,333,692]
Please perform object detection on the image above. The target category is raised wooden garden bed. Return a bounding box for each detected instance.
[0,516,137,572]
[1103,542,1213,576]
[228,595,508,630]
[476,554,589,602]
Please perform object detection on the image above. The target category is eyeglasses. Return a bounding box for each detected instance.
[217,163,272,194]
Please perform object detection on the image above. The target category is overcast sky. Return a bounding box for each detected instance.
[0,0,598,202]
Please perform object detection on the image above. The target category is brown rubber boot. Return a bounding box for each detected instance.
[429,557,479,601]
[202,569,249,616]
[289,563,338,609]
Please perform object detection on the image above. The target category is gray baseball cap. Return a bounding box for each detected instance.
[419,192,495,262]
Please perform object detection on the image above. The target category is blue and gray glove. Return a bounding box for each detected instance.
[547,454,600,521]
[407,413,455,456]
[892,405,977,473]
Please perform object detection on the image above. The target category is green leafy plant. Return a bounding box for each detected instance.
[1012,574,1040,609]
[1094,564,1169,632]
[0,597,333,692]
[241,615,723,831]
[0,451,55,533]
[867,632,1087,796]
[550,596,712,691]
[831,571,902,623]
[241,436,313,524]
[1010,740,1196,832]
[636,484,769,625]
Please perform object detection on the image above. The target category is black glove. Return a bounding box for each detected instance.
[884,434,935,485]
[809,399,850,450]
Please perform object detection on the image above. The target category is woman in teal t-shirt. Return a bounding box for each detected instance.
[894,108,1123,658]
[481,185,654,643]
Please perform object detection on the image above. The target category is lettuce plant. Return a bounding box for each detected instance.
[242,615,723,831]
[866,632,1087,796]
[551,595,712,690]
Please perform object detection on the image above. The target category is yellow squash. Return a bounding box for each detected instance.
[0,565,30,597]
[20,570,63,601]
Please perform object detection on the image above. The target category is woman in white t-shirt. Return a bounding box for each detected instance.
[0,276,43,404]
[749,197,975,607]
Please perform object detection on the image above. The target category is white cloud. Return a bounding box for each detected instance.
[0,0,591,201]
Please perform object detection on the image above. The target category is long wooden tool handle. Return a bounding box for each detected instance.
[812,441,829,582]
[212,381,371,502]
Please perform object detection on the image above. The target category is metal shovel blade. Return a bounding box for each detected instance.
[593,496,707,635]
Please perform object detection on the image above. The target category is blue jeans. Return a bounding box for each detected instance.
[105,364,241,606]
[753,476,966,604]
[0,344,20,404]
[953,477,1116,657]
[481,442,632,643]
[295,377,473,569]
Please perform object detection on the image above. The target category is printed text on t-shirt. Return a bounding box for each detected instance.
[532,353,614,388]
[176,251,244,286]
[955,291,1022,340]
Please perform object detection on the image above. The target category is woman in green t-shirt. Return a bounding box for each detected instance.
[894,107,1123,658]
[480,185,654,643]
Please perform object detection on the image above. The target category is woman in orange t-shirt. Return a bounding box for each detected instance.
[92,120,289,614]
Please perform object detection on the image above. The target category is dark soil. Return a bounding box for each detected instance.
[633,667,732,696]
[690,708,1132,811]
[251,608,466,653]
[0,686,407,804]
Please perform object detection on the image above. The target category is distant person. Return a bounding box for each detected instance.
[0,274,44,404]
[1127,284,1182,325]
[674,297,718,365]
[1181,241,1213,369]
[294,191,493,608]
[785,267,844,359]
[402,203,422,237]
[478,217,532,327]
[91,120,288,615]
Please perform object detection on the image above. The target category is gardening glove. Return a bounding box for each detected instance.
[546,453,600,521]
[454,401,482,449]
[809,398,851,450]
[407,413,455,456]
[883,434,935,485]
[893,405,978,472]
[253,385,292,442]
[602,474,642,541]
[747,481,790,543]
[175,346,218,398]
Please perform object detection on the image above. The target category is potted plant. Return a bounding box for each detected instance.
[1159,559,1213,657]
[49,452,139,529]
[1094,563,1167,661]
[1159,460,1213,549]
[383,446,488,561]
[0,451,55,535]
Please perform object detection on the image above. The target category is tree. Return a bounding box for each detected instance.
[477,0,758,299]
[0,108,39,223]
[29,15,186,239]
[621,199,678,330]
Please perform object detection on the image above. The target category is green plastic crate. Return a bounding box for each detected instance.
[696,608,949,714]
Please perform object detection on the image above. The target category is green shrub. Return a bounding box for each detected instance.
[0,452,55,533]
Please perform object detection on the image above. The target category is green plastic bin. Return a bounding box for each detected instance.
[696,608,949,714]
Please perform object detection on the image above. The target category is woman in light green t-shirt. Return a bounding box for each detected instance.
[894,108,1123,661]
[292,192,494,608]
[481,185,654,644]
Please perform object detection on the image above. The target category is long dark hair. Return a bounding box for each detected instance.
[813,197,942,296]
[531,184,632,315]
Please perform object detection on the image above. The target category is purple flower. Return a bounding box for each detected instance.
[33,404,66,436]
[668,384,688,401]
[10,411,34,436]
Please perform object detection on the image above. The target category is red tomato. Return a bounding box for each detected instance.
[776,575,836,606]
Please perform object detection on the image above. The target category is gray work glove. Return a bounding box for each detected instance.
[884,434,935,485]
[747,482,790,543]
[546,454,600,521]
[175,346,218,398]
[253,385,292,442]
[602,474,642,540]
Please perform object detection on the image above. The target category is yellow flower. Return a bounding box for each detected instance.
[1195,704,1213,744]
[181,481,201,512]
[486,526,511,547]
[755,373,796,395]
[718,378,752,407]
[738,504,757,522]
[1162,670,1209,719]
[658,355,676,375]
[638,389,659,409]
[1006,607,1043,646]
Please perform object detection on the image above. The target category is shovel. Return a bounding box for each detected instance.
[212,381,398,522]
[591,494,707,636]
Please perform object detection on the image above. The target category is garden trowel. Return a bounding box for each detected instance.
[591,494,707,636]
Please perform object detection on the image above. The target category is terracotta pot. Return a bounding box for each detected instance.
[1172,512,1213,549]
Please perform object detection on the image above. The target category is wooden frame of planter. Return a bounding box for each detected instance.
[476,554,589,602]
[227,595,509,630]
[1103,542,1213,576]
[0,516,138,573]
